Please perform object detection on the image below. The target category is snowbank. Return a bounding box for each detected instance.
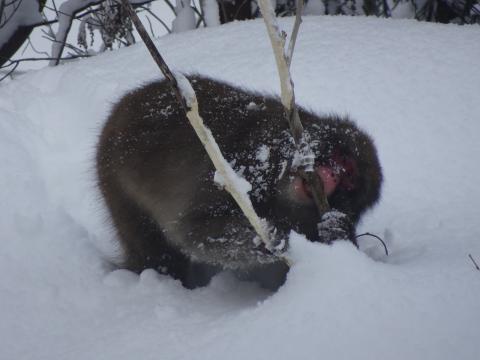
[0,16,479,360]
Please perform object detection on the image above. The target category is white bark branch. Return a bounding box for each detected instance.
[286,0,304,67]
[50,0,101,65]
[121,0,280,251]
[257,0,329,215]
[175,75,274,248]
[257,1,294,113]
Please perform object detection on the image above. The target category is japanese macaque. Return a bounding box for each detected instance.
[96,75,382,289]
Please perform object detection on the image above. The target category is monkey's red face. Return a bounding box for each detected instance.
[290,153,358,203]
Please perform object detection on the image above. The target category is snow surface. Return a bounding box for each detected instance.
[1,16,480,360]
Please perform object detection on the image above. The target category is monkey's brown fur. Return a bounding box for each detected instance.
[97,75,382,289]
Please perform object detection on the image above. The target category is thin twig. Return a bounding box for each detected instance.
[144,11,156,37]
[217,0,228,22]
[0,54,89,82]
[0,61,19,82]
[120,0,186,109]
[0,54,89,69]
[139,5,171,33]
[51,0,59,13]
[191,5,206,28]
[163,0,177,15]
[355,232,389,256]
[26,37,50,57]
[286,0,303,67]
[469,254,480,271]
[196,0,205,26]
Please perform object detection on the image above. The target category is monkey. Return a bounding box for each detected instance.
[96,75,382,290]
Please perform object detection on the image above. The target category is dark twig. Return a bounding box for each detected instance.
[139,5,171,33]
[1,54,89,67]
[468,254,480,271]
[144,10,156,37]
[191,5,206,27]
[25,37,50,57]
[120,0,187,110]
[162,0,177,15]
[0,60,19,81]
[0,54,90,82]
[355,232,389,256]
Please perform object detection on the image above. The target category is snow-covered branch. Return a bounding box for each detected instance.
[286,0,303,67]
[50,0,103,65]
[257,0,329,215]
[121,0,278,250]
[50,0,152,65]
[175,74,274,248]
[171,0,195,32]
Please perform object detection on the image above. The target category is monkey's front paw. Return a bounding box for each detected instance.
[317,210,354,244]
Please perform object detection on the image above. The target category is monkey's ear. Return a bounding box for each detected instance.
[317,210,356,245]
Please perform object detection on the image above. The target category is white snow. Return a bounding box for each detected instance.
[214,167,252,194]
[303,0,325,15]
[174,70,196,105]
[202,0,221,27]
[1,16,480,360]
[171,0,196,33]
[256,144,270,163]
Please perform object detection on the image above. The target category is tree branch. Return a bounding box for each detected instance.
[0,60,19,82]
[286,0,303,67]
[1,54,90,68]
[121,0,185,107]
[257,0,329,216]
[120,0,280,252]
[0,54,89,82]
[469,254,480,271]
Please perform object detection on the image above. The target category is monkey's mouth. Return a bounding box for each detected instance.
[292,166,340,202]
